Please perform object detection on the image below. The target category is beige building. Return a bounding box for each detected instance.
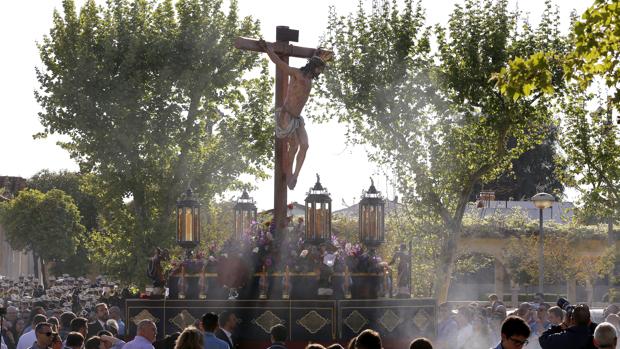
[0,176,35,278]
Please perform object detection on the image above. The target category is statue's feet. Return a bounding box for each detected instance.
[287,175,298,190]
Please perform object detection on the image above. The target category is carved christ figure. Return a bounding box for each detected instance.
[258,39,327,190]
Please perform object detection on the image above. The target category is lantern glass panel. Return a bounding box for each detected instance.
[177,208,183,241]
[184,208,192,241]
[193,207,200,242]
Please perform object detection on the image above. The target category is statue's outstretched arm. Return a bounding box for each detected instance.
[259,39,295,76]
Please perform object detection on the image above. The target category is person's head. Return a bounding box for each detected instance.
[6,306,18,322]
[606,314,620,328]
[30,306,46,322]
[300,56,326,79]
[35,322,54,348]
[537,304,549,321]
[455,306,473,327]
[327,344,344,349]
[515,303,532,320]
[534,293,545,304]
[95,303,109,322]
[105,319,119,337]
[51,332,63,349]
[500,316,531,349]
[174,327,203,349]
[201,312,218,333]
[85,336,106,349]
[305,345,326,349]
[218,311,237,332]
[60,312,77,331]
[354,329,382,349]
[137,320,157,343]
[53,309,63,320]
[594,322,618,349]
[65,332,85,349]
[48,317,59,332]
[572,304,591,327]
[70,317,89,337]
[270,324,287,343]
[15,318,25,333]
[409,337,433,349]
[604,305,620,318]
[548,306,563,325]
[97,331,113,349]
[32,313,48,328]
[489,294,499,303]
[108,306,121,321]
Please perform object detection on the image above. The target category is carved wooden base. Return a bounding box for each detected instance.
[125,298,436,347]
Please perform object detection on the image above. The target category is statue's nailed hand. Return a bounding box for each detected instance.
[258,38,268,51]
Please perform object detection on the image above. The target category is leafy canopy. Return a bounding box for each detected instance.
[35,0,273,284]
[0,189,85,265]
[319,0,569,300]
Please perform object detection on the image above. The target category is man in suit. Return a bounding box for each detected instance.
[87,304,109,339]
[215,311,237,349]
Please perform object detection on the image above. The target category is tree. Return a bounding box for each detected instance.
[565,0,620,110]
[35,0,273,284]
[29,170,98,230]
[320,0,568,301]
[28,169,99,276]
[0,189,85,286]
[471,127,564,201]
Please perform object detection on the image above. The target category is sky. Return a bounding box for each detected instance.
[0,0,590,210]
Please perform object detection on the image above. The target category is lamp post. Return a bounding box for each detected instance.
[531,192,554,294]
[359,178,385,248]
[177,187,201,259]
[234,190,257,239]
[304,174,332,244]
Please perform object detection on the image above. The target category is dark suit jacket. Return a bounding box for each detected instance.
[87,321,105,339]
[214,329,234,349]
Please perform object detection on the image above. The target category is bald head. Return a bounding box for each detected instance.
[594,322,617,349]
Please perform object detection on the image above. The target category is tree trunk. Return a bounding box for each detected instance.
[434,225,460,303]
[33,252,40,279]
[41,259,49,289]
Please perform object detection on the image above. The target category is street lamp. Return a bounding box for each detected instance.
[359,178,385,248]
[305,174,332,244]
[531,192,554,294]
[177,187,201,259]
[233,190,257,239]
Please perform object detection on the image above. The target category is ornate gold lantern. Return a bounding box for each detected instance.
[359,178,385,247]
[233,190,257,239]
[177,187,201,258]
[305,174,332,244]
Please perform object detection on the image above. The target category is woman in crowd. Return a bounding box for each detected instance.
[50,332,63,349]
[174,327,202,349]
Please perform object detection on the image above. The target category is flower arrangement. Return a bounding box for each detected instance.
[171,204,385,275]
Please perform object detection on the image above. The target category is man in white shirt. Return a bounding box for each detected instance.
[215,311,237,349]
[16,315,47,349]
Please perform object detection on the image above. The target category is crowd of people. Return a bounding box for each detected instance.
[436,294,620,349]
[1,273,619,349]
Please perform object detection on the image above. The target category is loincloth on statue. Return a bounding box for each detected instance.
[275,107,305,139]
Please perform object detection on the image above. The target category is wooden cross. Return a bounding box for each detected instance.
[235,26,327,235]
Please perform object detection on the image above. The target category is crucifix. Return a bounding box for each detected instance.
[235,26,333,234]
